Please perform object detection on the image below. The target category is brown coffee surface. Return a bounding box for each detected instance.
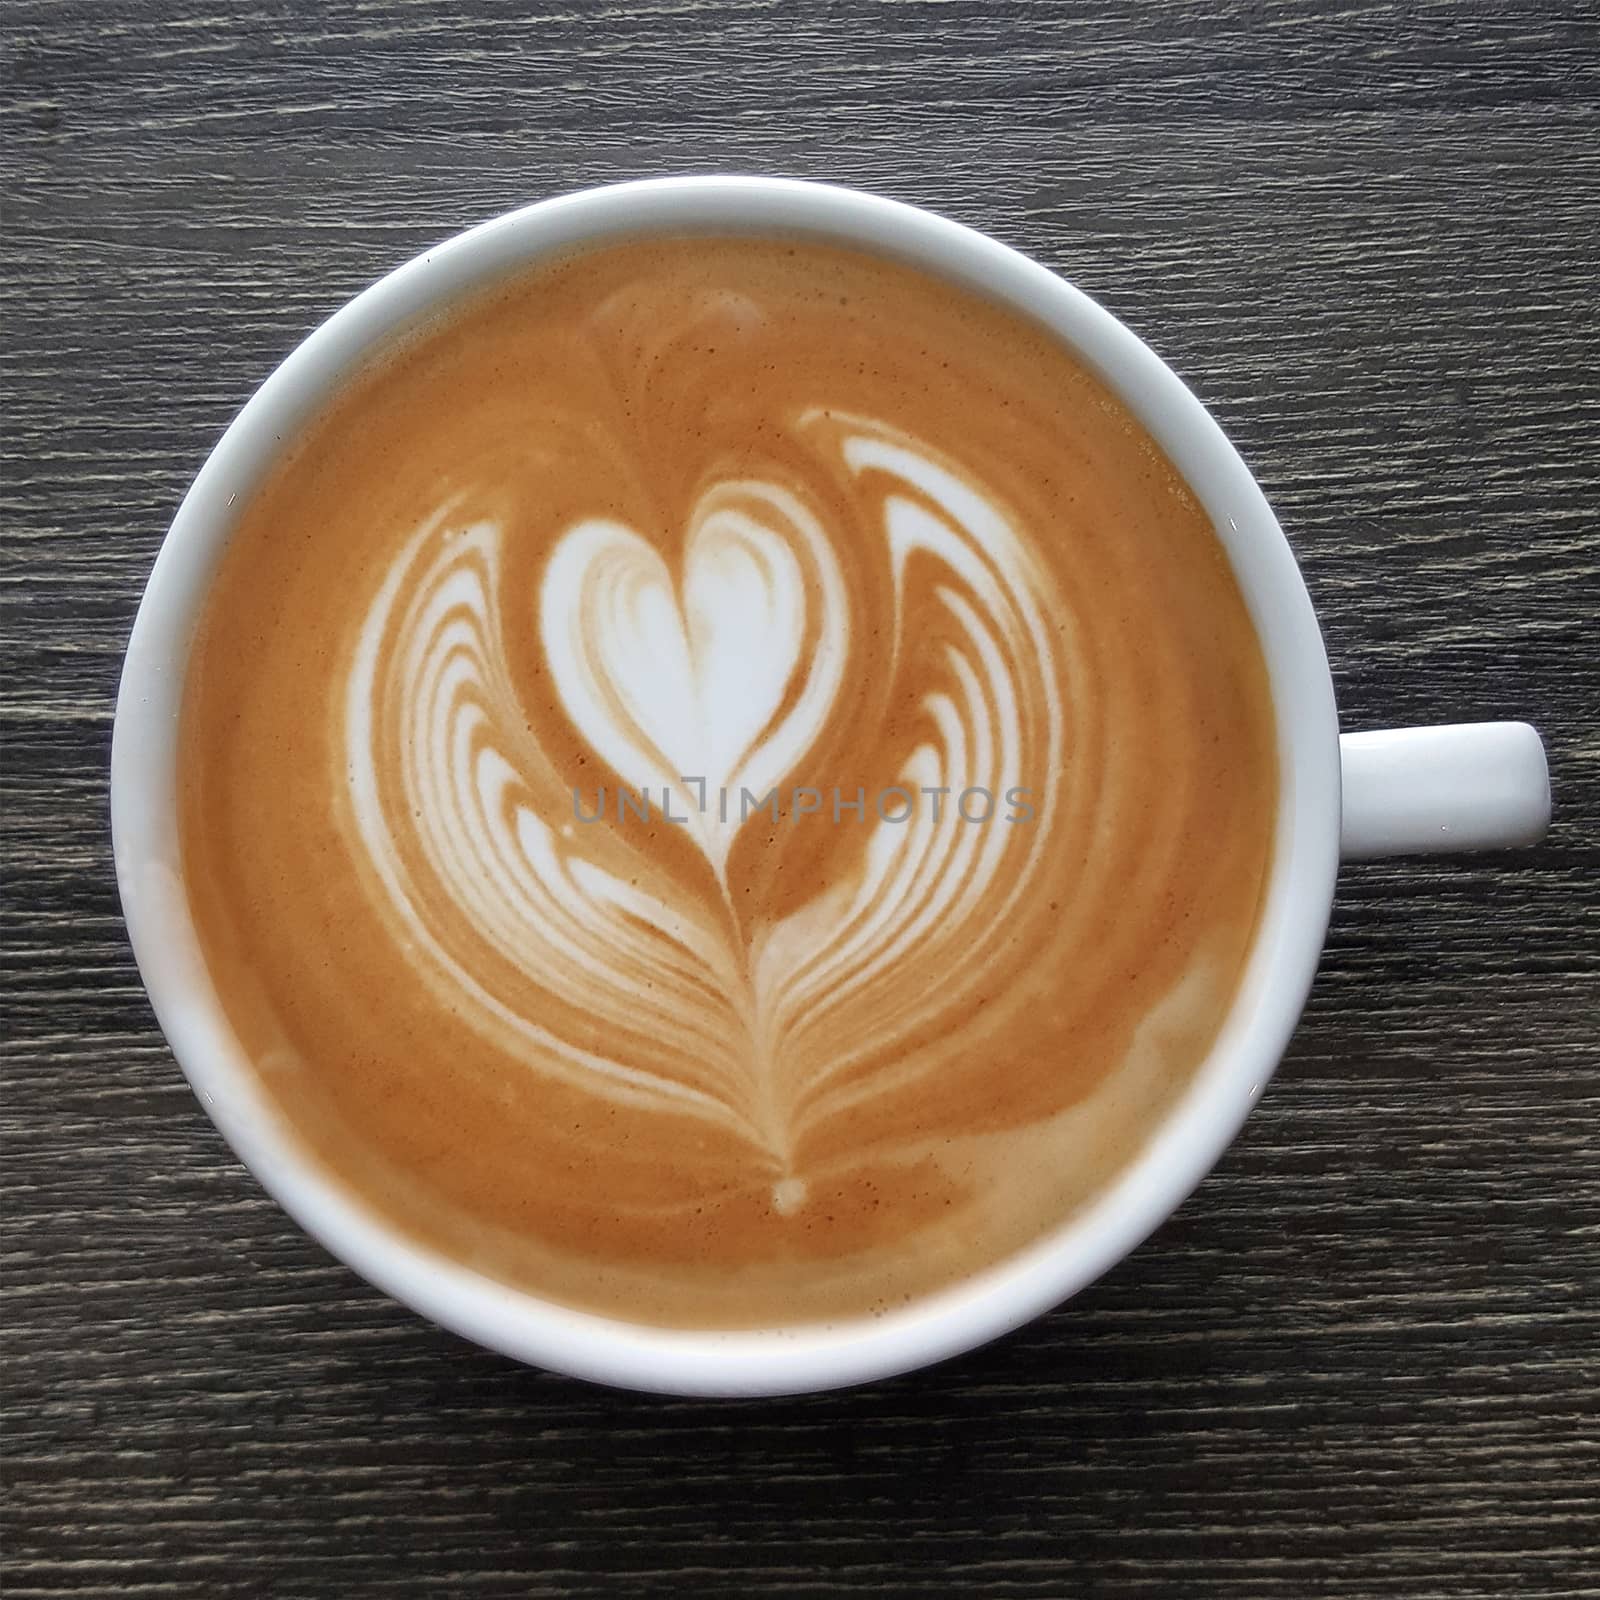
[180,236,1276,1327]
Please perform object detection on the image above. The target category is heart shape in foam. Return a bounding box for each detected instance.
[540,481,848,873]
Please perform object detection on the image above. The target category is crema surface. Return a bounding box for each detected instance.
[180,237,1277,1327]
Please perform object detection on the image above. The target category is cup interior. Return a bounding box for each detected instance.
[112,177,1341,1396]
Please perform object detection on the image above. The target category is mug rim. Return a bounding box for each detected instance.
[111,175,1341,1396]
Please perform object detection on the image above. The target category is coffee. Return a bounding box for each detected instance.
[179,236,1276,1328]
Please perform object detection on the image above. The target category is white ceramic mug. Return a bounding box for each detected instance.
[112,177,1551,1396]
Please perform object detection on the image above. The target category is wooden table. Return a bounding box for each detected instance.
[5,3,1597,1594]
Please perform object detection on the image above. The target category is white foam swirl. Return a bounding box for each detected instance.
[343,417,1062,1182]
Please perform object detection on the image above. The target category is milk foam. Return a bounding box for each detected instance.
[345,414,1061,1176]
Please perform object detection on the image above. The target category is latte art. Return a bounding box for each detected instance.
[181,238,1277,1326]
[347,411,1063,1184]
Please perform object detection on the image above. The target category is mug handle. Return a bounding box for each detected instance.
[1340,722,1551,860]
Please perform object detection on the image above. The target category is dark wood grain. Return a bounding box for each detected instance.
[4,1,1598,1595]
